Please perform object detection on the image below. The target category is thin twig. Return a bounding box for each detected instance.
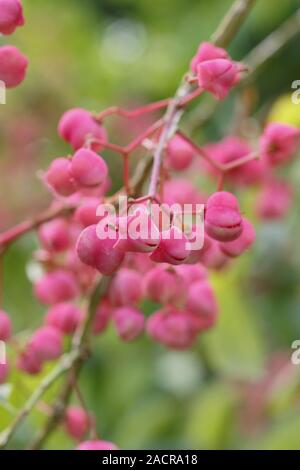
[187,7,300,132]
[244,8,300,77]
[0,276,111,449]
[147,0,256,198]
[0,204,75,253]
[212,0,256,47]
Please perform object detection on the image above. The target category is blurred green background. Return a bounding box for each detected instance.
[1,0,300,450]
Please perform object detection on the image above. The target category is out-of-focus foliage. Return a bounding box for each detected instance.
[1,0,300,450]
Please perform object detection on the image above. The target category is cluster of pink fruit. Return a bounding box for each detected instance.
[0,0,28,88]
[0,17,299,449]
[13,43,298,365]
[2,39,299,374]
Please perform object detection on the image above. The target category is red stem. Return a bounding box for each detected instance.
[125,119,163,154]
[89,119,163,157]
[123,154,130,195]
[94,99,171,122]
[0,204,75,252]
[177,130,259,173]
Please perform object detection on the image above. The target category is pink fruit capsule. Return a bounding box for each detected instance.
[147,309,197,350]
[74,198,101,227]
[76,224,125,275]
[163,178,205,207]
[38,218,70,252]
[150,226,191,265]
[0,310,12,341]
[143,266,187,305]
[166,134,194,171]
[34,270,79,305]
[198,235,229,270]
[190,42,228,74]
[64,406,90,441]
[58,108,107,151]
[174,264,207,285]
[186,280,218,330]
[44,157,78,197]
[17,346,43,375]
[109,268,142,307]
[0,45,28,88]
[45,302,83,335]
[113,307,144,341]
[219,218,255,258]
[260,122,300,166]
[197,58,241,100]
[71,149,108,187]
[29,326,63,361]
[256,180,293,220]
[115,207,160,253]
[76,440,118,450]
[205,191,243,242]
[0,0,24,35]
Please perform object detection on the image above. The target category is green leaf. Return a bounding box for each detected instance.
[185,381,239,449]
[203,260,266,380]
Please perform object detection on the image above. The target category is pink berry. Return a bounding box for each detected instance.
[150,226,191,265]
[34,270,79,305]
[76,440,118,451]
[198,235,229,270]
[219,218,255,258]
[166,135,194,171]
[163,179,205,207]
[147,309,197,350]
[0,310,12,341]
[76,225,125,275]
[17,346,43,375]
[205,191,243,242]
[197,58,241,100]
[58,108,107,151]
[29,326,63,361]
[44,157,78,197]
[115,207,160,253]
[74,198,101,227]
[45,302,83,335]
[113,307,144,341]
[190,42,228,74]
[71,149,108,187]
[109,268,142,307]
[174,264,207,285]
[186,280,218,330]
[184,224,206,264]
[0,0,24,35]
[0,45,28,88]
[0,362,9,384]
[80,175,111,198]
[260,122,300,165]
[143,266,187,305]
[38,218,70,252]
[256,180,293,220]
[64,406,90,441]
[67,249,97,291]
[93,299,111,335]
[125,252,156,274]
